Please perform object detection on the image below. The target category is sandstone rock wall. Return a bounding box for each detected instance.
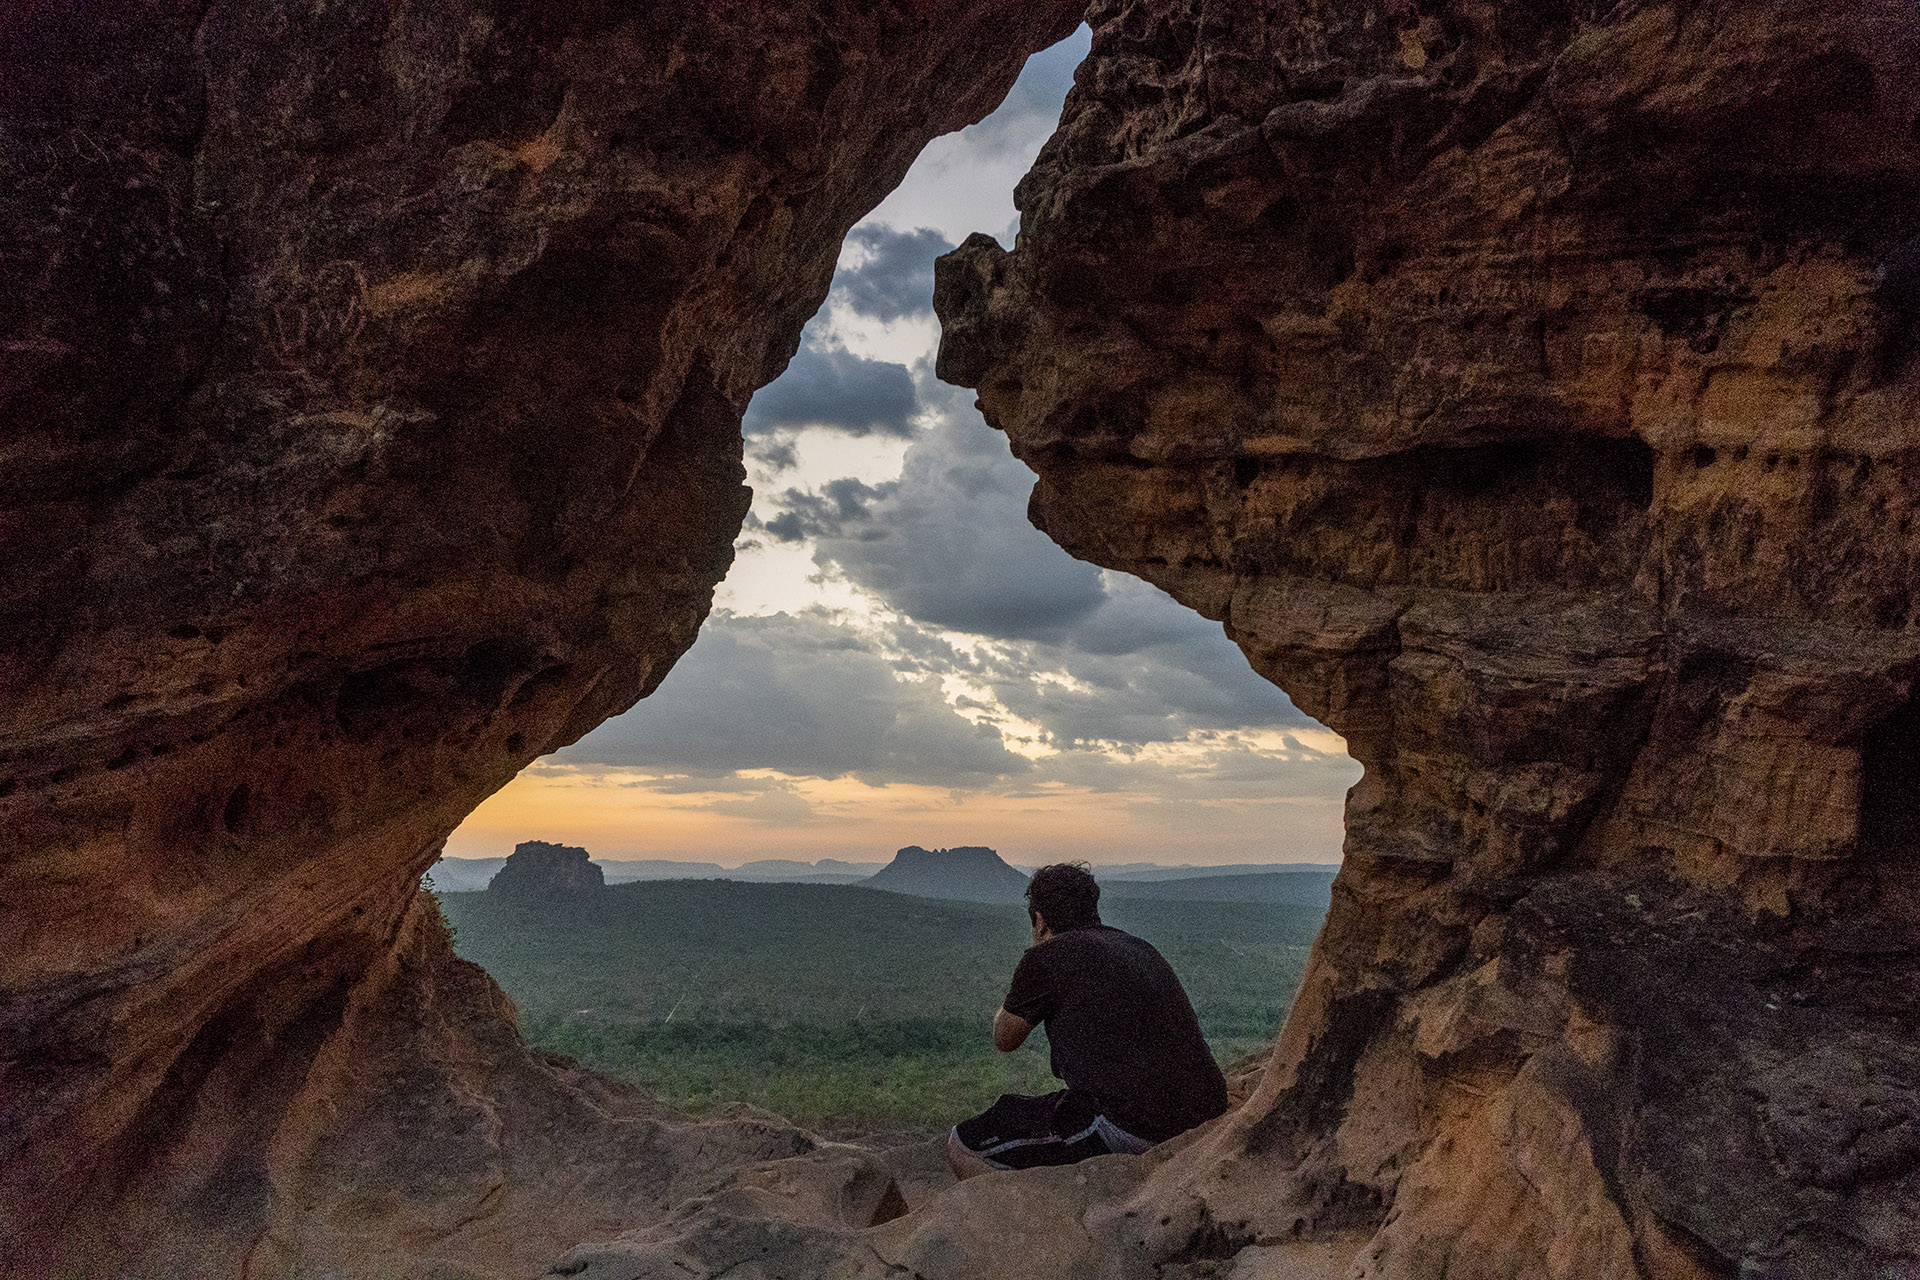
[934,1,1920,1275]
[0,3,1079,1274]
[12,0,1920,1276]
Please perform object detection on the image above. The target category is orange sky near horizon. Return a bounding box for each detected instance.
[443,765,1351,868]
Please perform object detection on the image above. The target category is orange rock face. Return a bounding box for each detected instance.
[936,0,1920,1274]
[0,2,1077,1274]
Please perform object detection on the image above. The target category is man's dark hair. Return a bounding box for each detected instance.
[1026,862,1101,932]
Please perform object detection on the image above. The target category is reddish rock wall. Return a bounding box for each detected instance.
[0,3,1078,1274]
[934,1,1920,1275]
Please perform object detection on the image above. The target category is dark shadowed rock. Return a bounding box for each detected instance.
[864,845,1031,905]
[488,841,605,899]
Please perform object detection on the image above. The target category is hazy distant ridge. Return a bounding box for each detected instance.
[1105,870,1335,909]
[430,853,1340,896]
[1091,862,1339,882]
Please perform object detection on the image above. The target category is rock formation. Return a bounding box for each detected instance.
[933,0,1920,1275]
[487,839,605,898]
[11,0,1920,1276]
[0,2,1079,1274]
[864,844,1032,904]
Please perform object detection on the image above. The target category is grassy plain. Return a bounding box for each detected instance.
[439,879,1321,1135]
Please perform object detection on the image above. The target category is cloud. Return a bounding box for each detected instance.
[807,379,1108,640]
[977,593,1316,750]
[702,785,817,824]
[754,477,892,544]
[743,343,917,438]
[738,360,1327,761]
[556,610,1028,786]
[750,437,799,473]
[832,225,954,322]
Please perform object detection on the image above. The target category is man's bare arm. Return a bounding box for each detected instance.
[992,1006,1033,1052]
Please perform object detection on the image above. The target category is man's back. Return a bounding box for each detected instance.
[1003,924,1227,1142]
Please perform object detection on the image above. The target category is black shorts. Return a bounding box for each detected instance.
[951,1091,1154,1171]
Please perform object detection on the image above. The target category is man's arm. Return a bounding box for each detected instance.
[991,1006,1033,1052]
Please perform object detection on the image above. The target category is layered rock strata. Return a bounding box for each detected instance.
[0,2,1078,1274]
[933,1,1920,1275]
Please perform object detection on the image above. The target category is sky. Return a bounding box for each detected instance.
[447,28,1362,869]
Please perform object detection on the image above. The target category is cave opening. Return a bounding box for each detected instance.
[430,20,1353,1152]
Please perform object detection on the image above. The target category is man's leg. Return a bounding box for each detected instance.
[949,1092,1060,1180]
[946,1126,997,1181]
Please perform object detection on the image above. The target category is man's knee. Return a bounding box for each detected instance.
[946,1127,995,1181]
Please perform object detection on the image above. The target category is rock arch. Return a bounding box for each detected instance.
[5,1,1920,1277]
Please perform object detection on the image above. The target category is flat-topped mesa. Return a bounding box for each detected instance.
[866,844,1032,904]
[0,2,1080,1275]
[935,1,1920,1276]
[487,840,605,899]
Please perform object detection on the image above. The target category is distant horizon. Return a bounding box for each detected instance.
[438,847,1343,871]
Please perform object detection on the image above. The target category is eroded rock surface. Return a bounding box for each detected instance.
[14,0,1920,1276]
[933,0,1920,1275]
[0,2,1078,1274]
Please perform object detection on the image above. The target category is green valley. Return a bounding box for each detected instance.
[438,879,1321,1135]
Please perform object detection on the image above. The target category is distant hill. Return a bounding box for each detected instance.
[488,841,605,899]
[437,856,890,886]
[434,853,1340,895]
[864,845,1030,904]
[1103,869,1336,909]
[428,858,507,893]
[1095,862,1341,882]
[598,859,732,882]
[728,858,888,882]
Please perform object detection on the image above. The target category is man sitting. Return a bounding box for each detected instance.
[947,862,1229,1177]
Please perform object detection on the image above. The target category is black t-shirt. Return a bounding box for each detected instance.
[1002,923,1228,1143]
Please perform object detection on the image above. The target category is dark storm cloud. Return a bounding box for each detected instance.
[754,478,892,544]
[735,359,1323,751]
[810,379,1108,640]
[748,437,799,473]
[742,342,917,438]
[764,369,1314,747]
[555,610,1027,786]
[833,226,954,322]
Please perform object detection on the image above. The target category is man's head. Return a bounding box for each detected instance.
[1025,862,1101,937]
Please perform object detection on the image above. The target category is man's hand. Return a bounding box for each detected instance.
[991,1006,1033,1052]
